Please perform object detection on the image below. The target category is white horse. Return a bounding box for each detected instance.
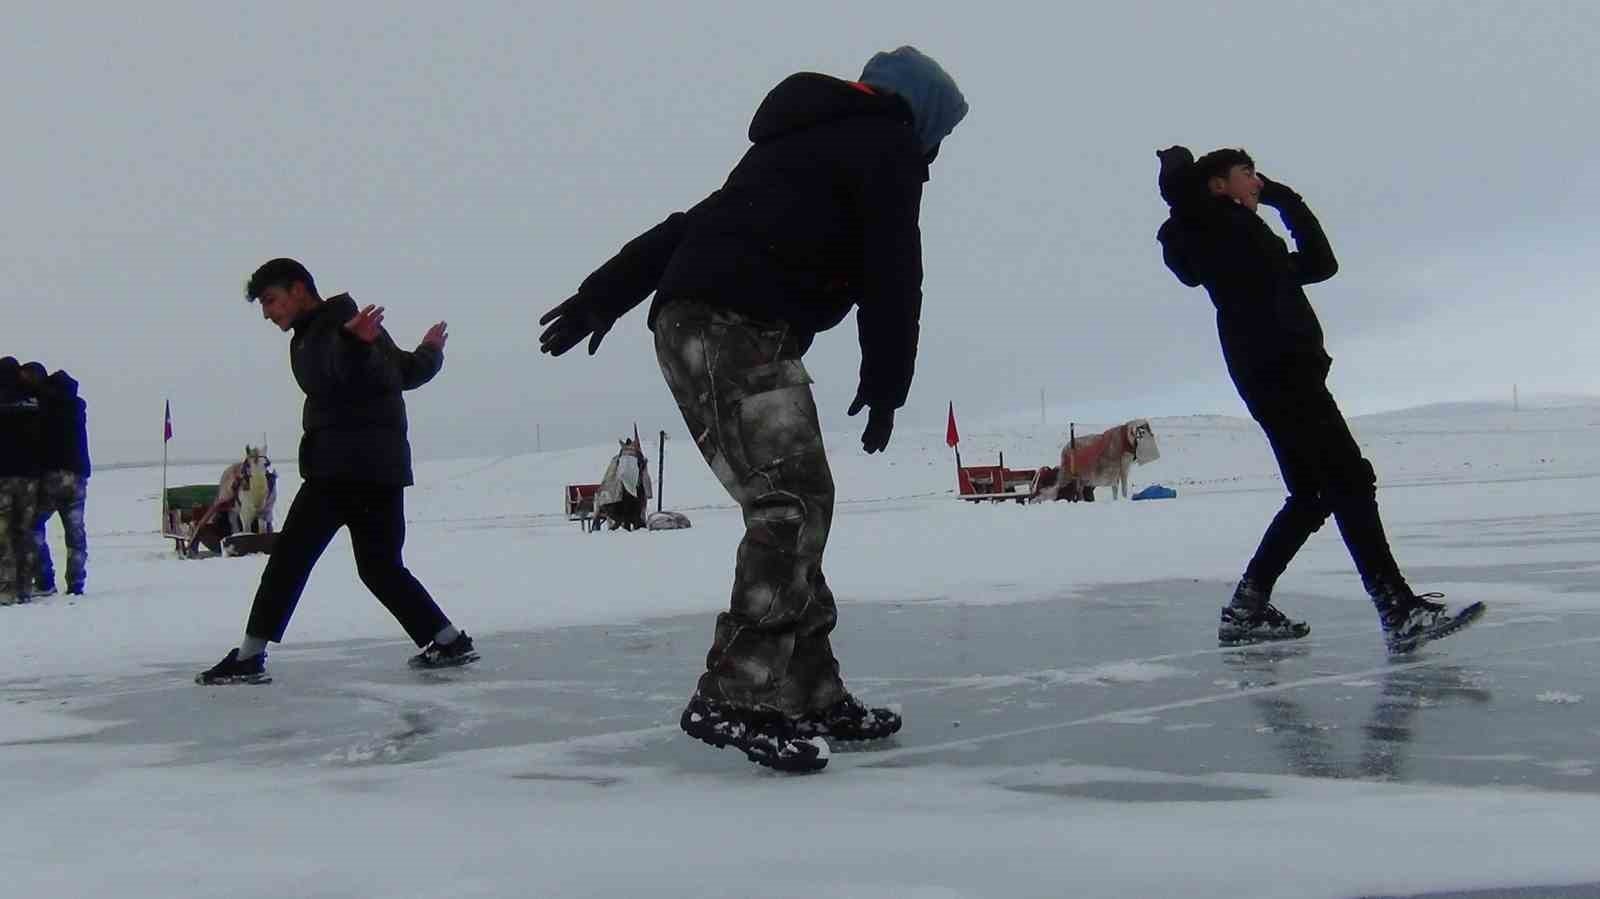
[592,439,653,532]
[221,445,277,535]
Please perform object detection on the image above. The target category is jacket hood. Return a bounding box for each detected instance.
[1158,146,1209,211]
[748,73,912,144]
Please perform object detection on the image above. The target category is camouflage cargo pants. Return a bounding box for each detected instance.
[654,300,846,718]
[33,470,88,592]
[0,477,40,603]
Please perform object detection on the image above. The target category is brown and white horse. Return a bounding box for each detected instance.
[1059,420,1161,500]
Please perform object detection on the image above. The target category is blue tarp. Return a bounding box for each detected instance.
[1132,485,1178,501]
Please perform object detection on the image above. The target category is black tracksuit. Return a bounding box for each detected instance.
[1159,178,1406,594]
[246,295,451,646]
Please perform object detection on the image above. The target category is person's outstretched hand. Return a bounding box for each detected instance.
[344,305,386,343]
[421,322,449,351]
[539,293,613,356]
[847,393,895,454]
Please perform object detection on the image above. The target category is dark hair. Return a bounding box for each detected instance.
[1195,148,1255,182]
[20,361,46,381]
[245,258,317,302]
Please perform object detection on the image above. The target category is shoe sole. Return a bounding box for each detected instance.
[795,720,904,743]
[194,673,272,686]
[1219,627,1312,647]
[680,709,828,773]
[408,651,481,670]
[1387,602,1487,656]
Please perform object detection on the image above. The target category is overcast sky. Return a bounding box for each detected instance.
[5,1,1598,465]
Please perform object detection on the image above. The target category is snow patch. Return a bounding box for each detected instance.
[1537,691,1585,705]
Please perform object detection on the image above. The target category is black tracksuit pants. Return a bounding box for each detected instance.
[1236,366,1405,595]
[246,480,449,646]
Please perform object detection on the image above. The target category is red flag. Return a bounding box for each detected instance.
[945,402,960,448]
[164,400,173,442]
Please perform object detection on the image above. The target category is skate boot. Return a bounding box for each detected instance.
[795,694,903,742]
[409,633,479,669]
[680,694,829,773]
[1218,578,1310,646]
[195,649,271,685]
[1373,584,1485,655]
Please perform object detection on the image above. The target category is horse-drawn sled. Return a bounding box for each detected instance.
[566,430,690,532]
[162,446,280,558]
[955,421,1162,505]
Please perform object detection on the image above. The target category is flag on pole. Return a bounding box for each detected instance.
[945,402,960,448]
[164,400,173,442]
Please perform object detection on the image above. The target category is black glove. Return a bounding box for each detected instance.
[538,293,614,356]
[1256,174,1303,209]
[847,393,895,454]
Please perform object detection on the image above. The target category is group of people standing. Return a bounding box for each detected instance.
[0,356,90,604]
[193,44,1483,775]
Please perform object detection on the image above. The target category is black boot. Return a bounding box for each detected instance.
[1218,578,1310,646]
[680,694,829,773]
[1371,582,1485,655]
[195,649,271,685]
[795,694,903,742]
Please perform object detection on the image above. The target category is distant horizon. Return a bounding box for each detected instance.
[105,390,1600,471]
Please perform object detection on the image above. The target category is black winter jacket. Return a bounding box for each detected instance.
[289,295,442,486]
[575,74,930,410]
[0,371,42,478]
[1158,189,1338,386]
[39,371,90,478]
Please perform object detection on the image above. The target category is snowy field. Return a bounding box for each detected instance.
[5,400,1600,898]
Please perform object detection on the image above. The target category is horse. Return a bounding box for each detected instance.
[221,445,277,535]
[592,438,652,532]
[1059,420,1161,501]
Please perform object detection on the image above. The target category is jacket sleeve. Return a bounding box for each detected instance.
[577,198,712,321]
[1274,197,1339,285]
[851,130,926,411]
[335,328,441,394]
[391,337,443,391]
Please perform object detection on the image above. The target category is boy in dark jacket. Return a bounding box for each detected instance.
[0,357,43,605]
[1156,147,1483,655]
[197,259,477,684]
[32,368,91,596]
[539,46,967,771]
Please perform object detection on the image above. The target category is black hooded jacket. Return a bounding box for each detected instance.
[289,294,443,486]
[1157,177,1338,386]
[0,364,42,478]
[40,371,90,478]
[573,74,930,410]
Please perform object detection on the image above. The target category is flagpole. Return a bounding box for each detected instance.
[161,401,169,535]
[947,401,962,492]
